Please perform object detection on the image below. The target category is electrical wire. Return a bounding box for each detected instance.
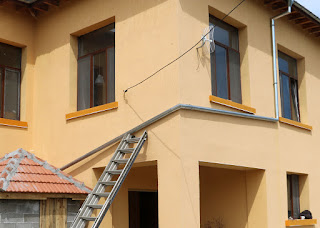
[124,0,246,93]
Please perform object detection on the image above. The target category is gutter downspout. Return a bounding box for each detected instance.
[271,0,294,119]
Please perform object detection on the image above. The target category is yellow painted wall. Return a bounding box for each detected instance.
[0,0,320,227]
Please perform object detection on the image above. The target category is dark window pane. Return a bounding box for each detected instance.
[215,26,230,47]
[107,47,115,103]
[229,49,242,103]
[290,79,300,122]
[0,43,21,69]
[281,74,291,120]
[211,52,216,96]
[79,24,115,57]
[210,16,239,50]
[287,175,292,218]
[0,68,2,114]
[3,69,20,120]
[279,52,297,78]
[93,52,107,107]
[215,45,228,100]
[77,56,91,110]
[291,175,300,219]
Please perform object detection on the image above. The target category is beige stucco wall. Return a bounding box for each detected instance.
[0,0,320,227]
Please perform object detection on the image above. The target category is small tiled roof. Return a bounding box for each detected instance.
[0,149,91,194]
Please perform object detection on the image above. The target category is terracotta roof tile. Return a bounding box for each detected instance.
[0,149,91,194]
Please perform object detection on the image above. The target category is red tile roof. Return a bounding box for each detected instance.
[0,149,91,194]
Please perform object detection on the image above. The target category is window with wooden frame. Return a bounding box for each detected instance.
[77,23,115,111]
[210,15,242,104]
[287,174,300,219]
[0,42,21,120]
[279,52,300,122]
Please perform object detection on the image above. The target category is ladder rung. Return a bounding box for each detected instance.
[125,137,141,143]
[99,181,116,186]
[80,216,97,221]
[86,204,103,209]
[118,148,134,153]
[93,192,110,197]
[113,159,129,164]
[107,170,123,175]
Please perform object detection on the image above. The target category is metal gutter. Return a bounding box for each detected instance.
[271,0,294,119]
[60,104,277,171]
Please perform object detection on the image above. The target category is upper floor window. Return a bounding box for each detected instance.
[287,174,300,219]
[0,42,21,120]
[210,16,242,104]
[278,52,300,122]
[77,23,115,111]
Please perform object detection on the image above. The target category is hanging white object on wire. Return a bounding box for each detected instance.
[198,25,215,54]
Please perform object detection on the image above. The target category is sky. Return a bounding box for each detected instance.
[296,0,320,18]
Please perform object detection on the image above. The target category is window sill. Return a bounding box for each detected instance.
[0,118,28,129]
[66,102,118,120]
[285,219,317,226]
[279,117,312,131]
[209,95,256,114]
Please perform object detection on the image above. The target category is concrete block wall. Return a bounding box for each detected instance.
[0,199,40,228]
[67,199,82,228]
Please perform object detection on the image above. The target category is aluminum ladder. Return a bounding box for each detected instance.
[71,131,148,228]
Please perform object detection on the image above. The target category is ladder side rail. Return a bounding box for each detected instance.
[92,131,148,228]
[71,134,131,228]
[78,134,131,227]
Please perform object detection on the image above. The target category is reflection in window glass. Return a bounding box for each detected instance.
[0,43,21,120]
[287,174,300,219]
[279,52,300,121]
[77,23,115,111]
[215,45,228,100]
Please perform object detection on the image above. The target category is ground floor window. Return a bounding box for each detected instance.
[129,191,158,228]
[287,174,300,219]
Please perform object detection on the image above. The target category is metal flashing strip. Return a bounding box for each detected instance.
[60,104,278,171]
[0,148,91,193]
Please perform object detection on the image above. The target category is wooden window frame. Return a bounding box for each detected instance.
[77,46,114,110]
[287,174,300,219]
[210,16,242,104]
[0,64,21,120]
[279,52,300,122]
[211,40,241,101]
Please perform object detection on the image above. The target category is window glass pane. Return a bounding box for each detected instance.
[291,175,300,219]
[0,43,21,69]
[77,56,91,110]
[279,52,297,78]
[93,52,107,107]
[287,175,292,218]
[0,68,2,114]
[229,49,242,103]
[280,74,291,120]
[3,69,20,120]
[107,47,115,103]
[78,23,115,57]
[210,16,239,50]
[215,45,228,100]
[211,52,217,96]
[290,79,300,122]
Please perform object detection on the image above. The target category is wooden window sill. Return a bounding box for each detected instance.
[285,219,317,226]
[279,117,312,131]
[209,95,256,114]
[0,118,28,129]
[66,102,118,120]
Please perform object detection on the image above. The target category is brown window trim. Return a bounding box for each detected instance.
[0,64,21,120]
[209,95,256,114]
[66,101,118,120]
[285,219,317,227]
[77,45,114,110]
[279,117,312,131]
